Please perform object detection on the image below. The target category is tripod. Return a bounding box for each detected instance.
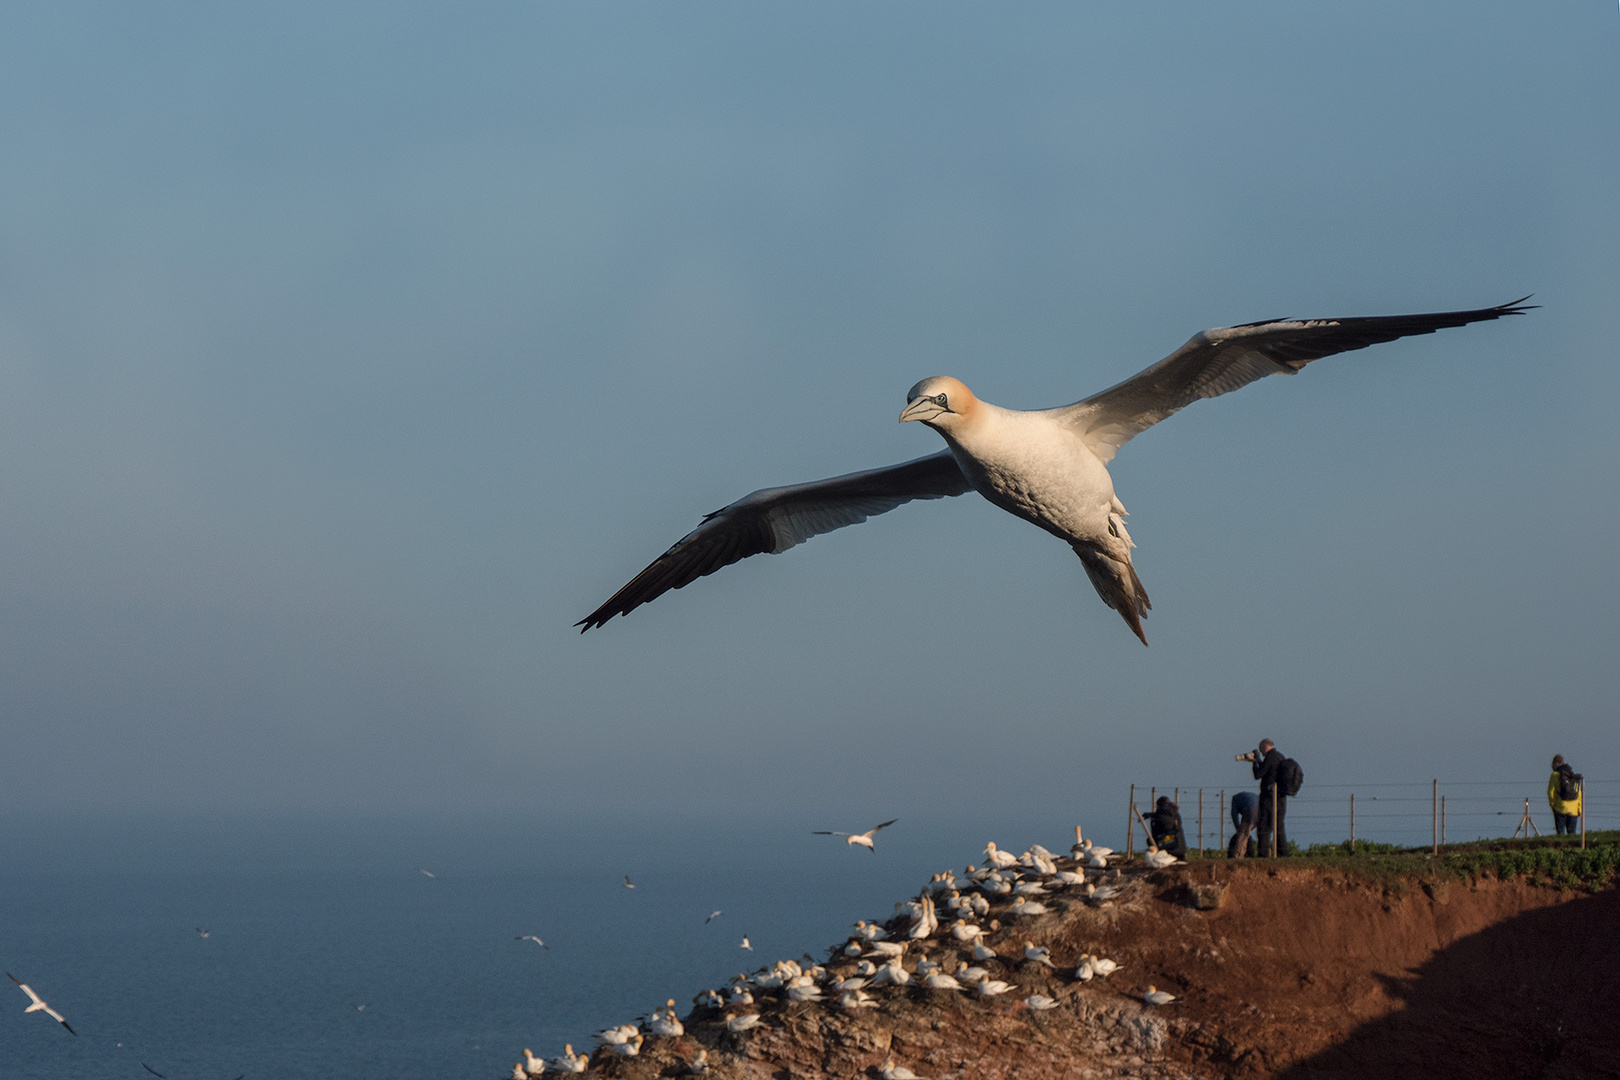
[1511,796,1541,839]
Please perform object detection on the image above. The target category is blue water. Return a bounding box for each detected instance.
[0,814,1038,1079]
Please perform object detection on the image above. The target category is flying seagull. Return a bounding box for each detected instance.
[194,928,210,939]
[706,910,723,923]
[419,870,436,878]
[7,973,74,1035]
[516,935,549,948]
[813,819,898,852]
[577,299,1532,642]
[622,875,636,889]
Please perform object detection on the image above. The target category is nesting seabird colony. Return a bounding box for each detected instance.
[504,826,1187,1077]
[578,299,1532,643]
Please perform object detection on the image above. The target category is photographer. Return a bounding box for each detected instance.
[1239,739,1290,857]
[1148,795,1188,859]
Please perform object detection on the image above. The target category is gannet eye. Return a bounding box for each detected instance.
[934,393,948,406]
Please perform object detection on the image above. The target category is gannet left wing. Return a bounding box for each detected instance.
[578,451,971,630]
[1051,298,1533,464]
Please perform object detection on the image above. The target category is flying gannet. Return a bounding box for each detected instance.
[194,928,211,939]
[812,818,898,852]
[7,973,75,1035]
[516,935,549,948]
[578,299,1531,642]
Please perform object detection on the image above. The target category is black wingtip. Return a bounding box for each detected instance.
[63,1021,76,1036]
[142,1064,164,1077]
[1498,294,1538,314]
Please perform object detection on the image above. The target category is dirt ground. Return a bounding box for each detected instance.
[562,861,1620,1080]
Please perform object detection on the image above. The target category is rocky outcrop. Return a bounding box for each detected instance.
[554,859,1618,1079]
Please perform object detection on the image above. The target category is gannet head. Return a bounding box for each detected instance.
[900,376,977,428]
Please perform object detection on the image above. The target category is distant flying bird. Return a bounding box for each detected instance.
[353,1004,369,1011]
[144,1064,242,1080]
[812,819,898,852]
[194,928,210,939]
[516,935,549,949]
[419,870,436,878]
[622,875,636,889]
[706,910,722,923]
[8,973,74,1035]
[740,935,753,951]
[577,299,1531,642]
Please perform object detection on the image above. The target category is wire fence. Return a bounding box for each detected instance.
[1119,778,1611,855]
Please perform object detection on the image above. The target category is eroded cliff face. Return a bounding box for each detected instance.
[559,862,1618,1080]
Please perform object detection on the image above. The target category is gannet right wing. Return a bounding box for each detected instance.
[577,451,971,630]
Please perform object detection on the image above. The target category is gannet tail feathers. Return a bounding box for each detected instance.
[1075,546,1151,645]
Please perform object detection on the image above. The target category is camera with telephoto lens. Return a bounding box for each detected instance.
[1235,751,1259,763]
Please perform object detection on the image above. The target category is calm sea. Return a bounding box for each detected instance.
[1,814,1059,1080]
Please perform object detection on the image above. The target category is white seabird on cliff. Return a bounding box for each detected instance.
[1143,985,1177,1006]
[577,299,1532,642]
[812,819,898,852]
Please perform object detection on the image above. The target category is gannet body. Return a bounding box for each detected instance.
[580,300,1531,642]
[1025,993,1059,1010]
[813,819,898,852]
[7,974,74,1036]
[725,1013,761,1033]
[1143,985,1177,1006]
[523,1048,546,1075]
[880,1058,922,1080]
[549,1045,589,1073]
[1024,943,1056,968]
[975,978,1017,998]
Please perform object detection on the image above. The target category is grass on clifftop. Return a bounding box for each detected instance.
[1183,832,1620,891]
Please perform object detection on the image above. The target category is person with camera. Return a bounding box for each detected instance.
[1239,739,1293,857]
[1148,795,1188,859]
[1547,754,1583,836]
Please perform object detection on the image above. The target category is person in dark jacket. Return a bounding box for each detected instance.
[1148,796,1188,858]
[1228,791,1259,858]
[1253,739,1289,857]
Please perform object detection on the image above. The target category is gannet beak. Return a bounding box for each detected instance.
[899,396,949,424]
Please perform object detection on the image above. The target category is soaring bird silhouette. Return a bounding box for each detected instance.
[579,299,1531,642]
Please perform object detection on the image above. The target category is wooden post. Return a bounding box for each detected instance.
[1126,784,1136,857]
[1198,789,1205,858]
[1270,785,1279,858]
[1431,779,1438,856]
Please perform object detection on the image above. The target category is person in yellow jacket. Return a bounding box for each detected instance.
[1547,754,1583,836]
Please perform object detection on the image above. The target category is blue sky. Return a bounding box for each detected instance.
[0,3,1615,841]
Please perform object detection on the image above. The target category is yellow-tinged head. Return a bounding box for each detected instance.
[899,376,978,428]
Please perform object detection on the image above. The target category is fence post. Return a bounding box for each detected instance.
[1350,793,1355,852]
[1431,779,1438,856]
[1126,784,1136,857]
[1198,789,1205,858]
